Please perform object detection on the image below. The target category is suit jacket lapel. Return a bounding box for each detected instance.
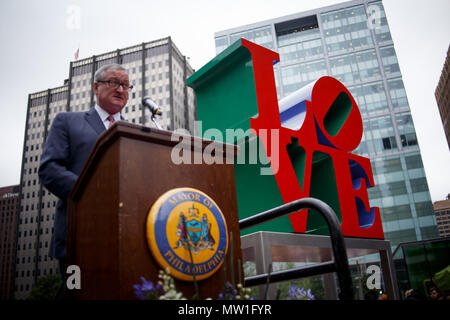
[85,107,106,135]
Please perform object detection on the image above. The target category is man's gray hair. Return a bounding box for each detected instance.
[94,63,128,82]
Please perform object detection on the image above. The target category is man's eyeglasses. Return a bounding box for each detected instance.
[97,80,133,91]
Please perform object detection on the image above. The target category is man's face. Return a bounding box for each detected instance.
[430,289,439,299]
[93,69,129,114]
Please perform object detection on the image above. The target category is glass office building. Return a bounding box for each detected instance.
[214,0,438,248]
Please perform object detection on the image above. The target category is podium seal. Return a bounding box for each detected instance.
[146,188,229,281]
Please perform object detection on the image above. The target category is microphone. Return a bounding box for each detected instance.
[142,97,162,116]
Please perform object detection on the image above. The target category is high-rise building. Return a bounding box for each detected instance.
[0,185,20,300]
[433,194,450,238]
[435,45,450,150]
[214,0,438,247]
[13,36,196,299]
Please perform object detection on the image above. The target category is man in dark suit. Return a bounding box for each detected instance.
[39,63,131,298]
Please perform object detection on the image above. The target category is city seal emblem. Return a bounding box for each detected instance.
[146,188,229,281]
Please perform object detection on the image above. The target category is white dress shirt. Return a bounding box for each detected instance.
[94,104,122,129]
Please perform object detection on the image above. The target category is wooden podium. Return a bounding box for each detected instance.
[66,122,242,299]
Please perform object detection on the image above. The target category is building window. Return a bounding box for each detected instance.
[395,112,418,148]
[365,115,397,154]
[215,36,229,54]
[230,25,274,51]
[348,81,388,115]
[387,78,409,110]
[329,49,381,85]
[280,60,327,96]
[371,1,392,44]
[276,14,322,63]
[321,5,373,54]
[380,46,400,77]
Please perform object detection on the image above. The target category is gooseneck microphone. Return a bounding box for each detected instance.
[142,97,162,116]
[141,96,162,130]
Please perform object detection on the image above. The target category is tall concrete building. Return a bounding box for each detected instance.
[0,185,20,300]
[13,37,196,299]
[214,0,438,247]
[435,45,450,150]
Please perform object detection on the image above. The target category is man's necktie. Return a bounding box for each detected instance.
[107,115,115,129]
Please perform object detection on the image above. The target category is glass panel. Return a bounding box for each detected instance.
[355,50,381,82]
[380,45,400,76]
[330,49,380,86]
[420,227,439,241]
[279,38,323,63]
[380,204,412,222]
[395,112,418,148]
[371,156,403,176]
[348,81,388,116]
[278,27,320,46]
[330,54,359,84]
[365,115,397,154]
[403,245,430,297]
[353,134,368,156]
[215,36,229,55]
[410,177,429,194]
[321,5,373,54]
[370,1,393,44]
[386,229,417,246]
[280,60,327,96]
[386,78,409,110]
[405,154,423,170]
[278,28,323,63]
[230,26,274,50]
[415,201,434,217]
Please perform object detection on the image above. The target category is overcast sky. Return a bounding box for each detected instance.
[0,0,449,202]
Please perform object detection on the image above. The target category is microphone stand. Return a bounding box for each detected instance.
[143,103,162,129]
[151,113,162,130]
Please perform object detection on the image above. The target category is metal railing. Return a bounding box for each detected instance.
[239,197,354,300]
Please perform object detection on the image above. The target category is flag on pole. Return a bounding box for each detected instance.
[74,47,79,60]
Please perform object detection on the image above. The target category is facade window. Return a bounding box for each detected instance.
[330,49,381,85]
[278,28,323,63]
[410,177,429,193]
[371,1,392,44]
[215,36,229,54]
[365,115,397,153]
[369,180,407,199]
[395,112,418,148]
[380,46,400,76]
[281,60,327,96]
[230,25,274,51]
[348,81,388,115]
[321,5,373,54]
[380,204,412,222]
[387,78,409,110]
[404,154,423,170]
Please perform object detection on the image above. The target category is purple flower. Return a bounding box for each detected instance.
[133,277,163,300]
[218,282,238,300]
[306,289,315,300]
[287,286,315,300]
